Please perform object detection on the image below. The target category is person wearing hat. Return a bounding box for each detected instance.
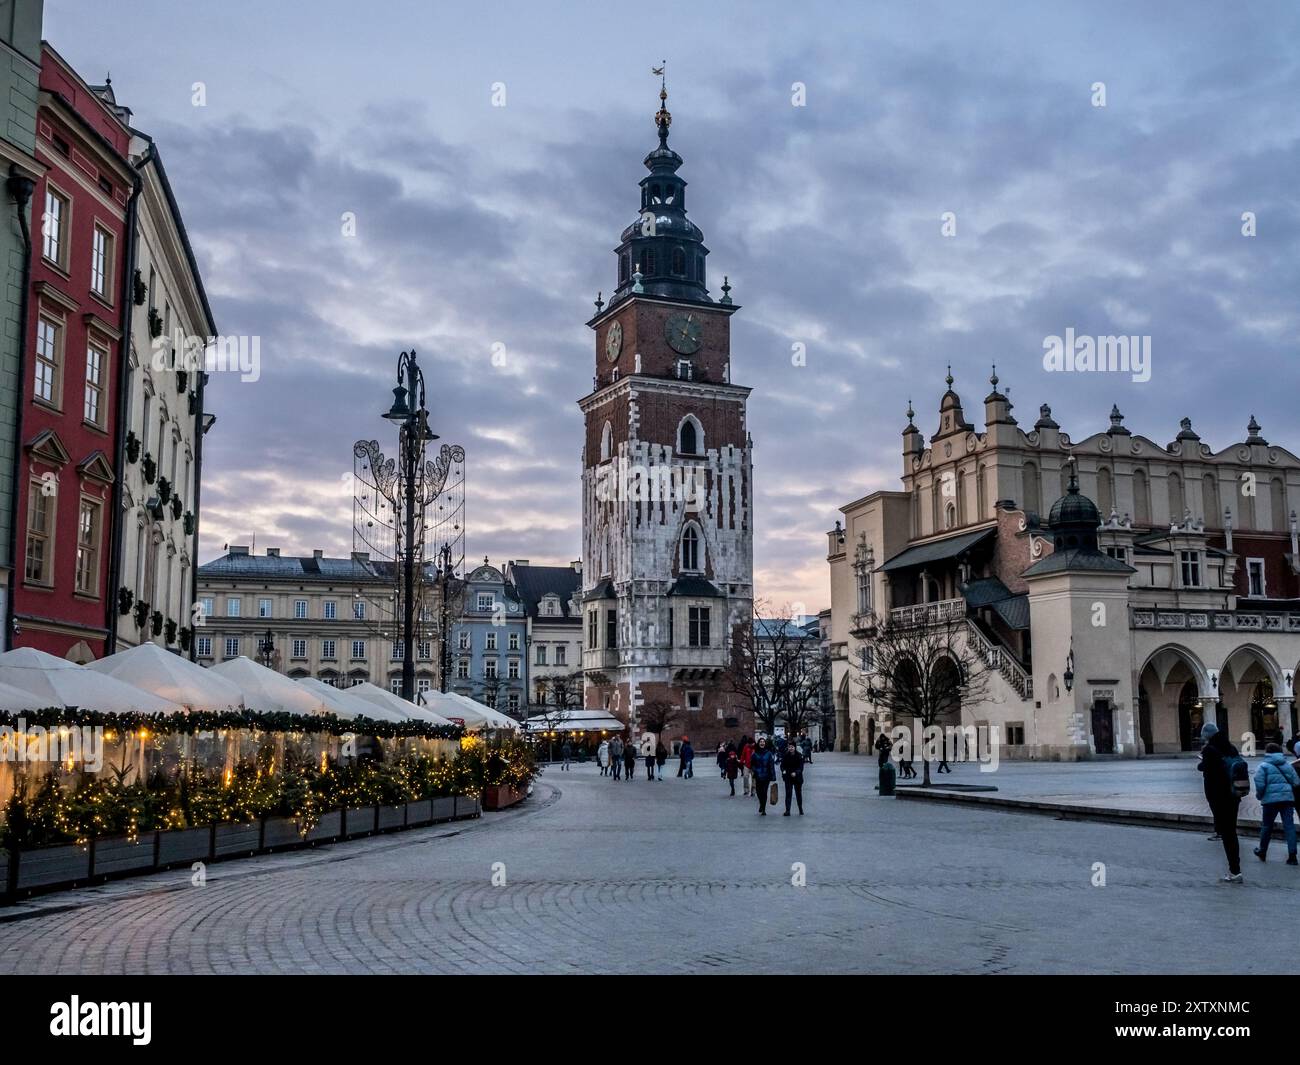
[1198,721,1243,883]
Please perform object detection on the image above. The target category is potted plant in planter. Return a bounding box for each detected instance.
[133,269,147,306]
[165,618,178,645]
[157,477,171,504]
[176,369,188,394]
[188,392,197,416]
[183,511,195,536]
[171,496,183,520]
[148,307,163,338]
[179,626,192,652]
[125,430,141,464]
[118,586,134,615]
[142,453,156,485]
[151,610,164,637]
[133,599,150,629]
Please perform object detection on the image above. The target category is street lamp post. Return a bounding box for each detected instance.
[258,629,275,670]
[382,349,438,703]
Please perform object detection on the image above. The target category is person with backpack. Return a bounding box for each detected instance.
[751,737,777,816]
[1253,742,1299,865]
[1198,721,1245,882]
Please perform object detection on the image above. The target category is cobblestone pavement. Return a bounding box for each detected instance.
[0,755,1288,974]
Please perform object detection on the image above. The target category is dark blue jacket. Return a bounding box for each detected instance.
[751,747,776,782]
[681,742,694,763]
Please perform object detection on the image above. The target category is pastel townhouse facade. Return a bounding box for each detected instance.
[505,559,583,711]
[0,0,43,650]
[448,560,527,717]
[11,44,132,662]
[828,370,1300,761]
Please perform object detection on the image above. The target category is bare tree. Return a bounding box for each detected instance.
[526,671,582,761]
[852,610,989,786]
[726,601,825,738]
[638,698,678,739]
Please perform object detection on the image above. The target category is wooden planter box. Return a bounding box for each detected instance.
[344,806,377,838]
[431,796,457,822]
[92,835,156,878]
[454,795,481,818]
[406,799,432,826]
[482,785,524,811]
[261,816,302,849]
[14,842,90,890]
[377,804,405,831]
[305,810,342,842]
[157,827,212,867]
[214,822,261,858]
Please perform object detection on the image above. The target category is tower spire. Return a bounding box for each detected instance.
[653,61,671,145]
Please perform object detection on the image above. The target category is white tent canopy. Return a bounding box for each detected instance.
[434,691,518,730]
[296,678,406,723]
[522,708,624,734]
[0,674,73,712]
[346,682,454,726]
[209,657,331,716]
[87,642,245,712]
[0,647,180,714]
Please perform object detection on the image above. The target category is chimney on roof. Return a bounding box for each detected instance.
[351,551,370,565]
[230,545,249,556]
[513,559,529,567]
[313,549,324,560]
[266,548,280,558]
[572,560,582,573]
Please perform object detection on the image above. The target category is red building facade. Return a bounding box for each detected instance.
[11,45,133,661]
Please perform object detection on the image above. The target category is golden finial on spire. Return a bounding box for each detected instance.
[653,61,671,138]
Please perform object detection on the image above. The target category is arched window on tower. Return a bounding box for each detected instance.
[680,524,702,572]
[1022,461,1040,517]
[663,183,675,204]
[678,415,701,455]
[619,253,630,285]
[600,421,612,462]
[650,184,661,204]
[697,256,704,285]
[644,249,656,275]
[672,247,686,275]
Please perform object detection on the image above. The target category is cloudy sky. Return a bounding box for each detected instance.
[46,0,1300,611]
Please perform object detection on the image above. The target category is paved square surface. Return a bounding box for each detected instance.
[0,754,1288,974]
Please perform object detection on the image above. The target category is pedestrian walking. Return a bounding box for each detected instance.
[597,739,610,777]
[740,736,755,796]
[874,731,893,768]
[751,737,777,816]
[641,733,656,780]
[655,740,667,781]
[623,737,637,782]
[680,737,694,779]
[725,747,740,796]
[609,736,624,780]
[800,733,813,764]
[716,742,727,778]
[561,739,572,771]
[1253,742,1299,865]
[1198,721,1245,882]
[781,741,805,816]
[898,752,916,779]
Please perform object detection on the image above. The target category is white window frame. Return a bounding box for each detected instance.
[258,598,273,618]
[1246,558,1266,598]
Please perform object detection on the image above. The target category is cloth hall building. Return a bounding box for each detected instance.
[827,370,1300,760]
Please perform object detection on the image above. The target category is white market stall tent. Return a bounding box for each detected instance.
[346,681,454,726]
[0,647,179,714]
[433,691,518,730]
[296,678,406,722]
[210,656,331,716]
[86,641,245,712]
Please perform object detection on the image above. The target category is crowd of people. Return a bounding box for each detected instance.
[1200,723,1300,882]
[555,730,819,817]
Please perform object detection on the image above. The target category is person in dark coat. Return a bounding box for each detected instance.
[874,731,893,768]
[622,737,637,782]
[609,736,624,780]
[751,737,777,816]
[716,742,728,778]
[680,738,694,779]
[725,747,740,796]
[781,742,805,816]
[655,740,668,781]
[1198,721,1243,882]
[560,739,572,771]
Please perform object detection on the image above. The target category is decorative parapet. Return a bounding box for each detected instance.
[1131,608,1300,632]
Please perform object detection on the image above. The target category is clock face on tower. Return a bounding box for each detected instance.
[604,321,623,362]
[664,313,703,355]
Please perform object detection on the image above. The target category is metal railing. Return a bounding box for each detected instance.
[965,620,1033,700]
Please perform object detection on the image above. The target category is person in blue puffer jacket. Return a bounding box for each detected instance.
[1253,743,1299,866]
[751,737,777,816]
